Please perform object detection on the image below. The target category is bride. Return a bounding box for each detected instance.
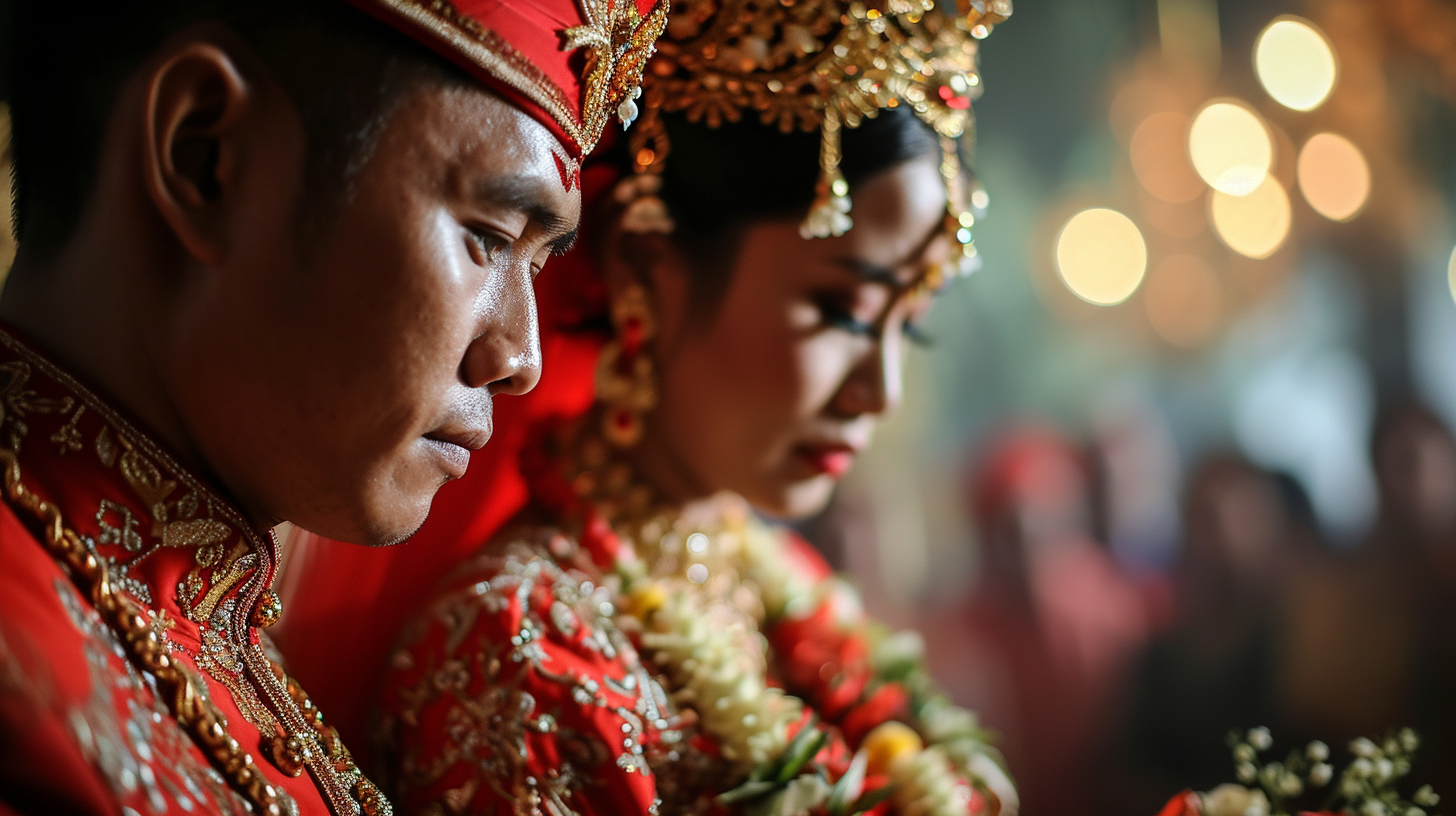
[280,1,1015,814]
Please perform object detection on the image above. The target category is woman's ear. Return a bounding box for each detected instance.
[140,32,261,266]
[598,177,693,353]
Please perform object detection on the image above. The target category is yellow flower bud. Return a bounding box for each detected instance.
[863,721,924,776]
[628,583,667,619]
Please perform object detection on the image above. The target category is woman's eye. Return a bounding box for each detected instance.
[818,300,877,337]
[467,228,511,267]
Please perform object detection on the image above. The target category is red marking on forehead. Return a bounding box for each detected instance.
[552,152,581,192]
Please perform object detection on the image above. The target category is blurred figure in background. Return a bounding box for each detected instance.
[1278,404,1456,793]
[926,427,1150,816]
[1112,455,1299,814]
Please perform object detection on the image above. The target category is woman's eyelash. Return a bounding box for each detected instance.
[821,303,877,337]
[822,302,932,346]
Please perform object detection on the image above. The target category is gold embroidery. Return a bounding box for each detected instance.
[50,403,84,454]
[162,518,233,550]
[95,498,144,553]
[187,543,256,623]
[0,330,381,816]
[0,360,73,452]
[194,600,282,735]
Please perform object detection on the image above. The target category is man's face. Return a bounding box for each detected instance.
[161,82,578,545]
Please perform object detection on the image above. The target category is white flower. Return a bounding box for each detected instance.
[1201,784,1270,816]
[1307,741,1330,762]
[1309,763,1333,786]
[1248,728,1273,751]
[1362,800,1386,816]
[1236,763,1258,784]
[749,774,831,816]
[1352,758,1375,778]
[1414,785,1440,807]
[1375,758,1394,781]
[967,752,1019,816]
[1351,738,1379,758]
[1400,729,1420,753]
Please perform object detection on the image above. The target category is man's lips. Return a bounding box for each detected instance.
[797,443,860,478]
[423,428,490,478]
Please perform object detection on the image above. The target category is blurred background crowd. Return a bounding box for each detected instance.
[2,0,1456,814]
[794,0,1456,814]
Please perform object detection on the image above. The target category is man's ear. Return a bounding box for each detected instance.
[140,37,254,266]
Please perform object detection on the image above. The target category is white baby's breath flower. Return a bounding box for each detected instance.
[1201,784,1269,816]
[1375,758,1395,781]
[1352,758,1374,778]
[1400,729,1420,753]
[1362,800,1386,816]
[1309,763,1333,786]
[1307,741,1330,762]
[1351,738,1379,758]
[1248,728,1273,751]
[1414,785,1440,807]
[1236,763,1258,784]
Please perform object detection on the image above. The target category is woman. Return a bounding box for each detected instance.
[279,1,1014,814]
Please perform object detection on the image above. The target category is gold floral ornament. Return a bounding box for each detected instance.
[628,0,1010,275]
[563,0,672,138]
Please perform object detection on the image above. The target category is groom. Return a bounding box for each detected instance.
[0,1,663,814]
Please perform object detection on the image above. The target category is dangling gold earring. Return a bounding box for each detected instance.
[597,284,657,448]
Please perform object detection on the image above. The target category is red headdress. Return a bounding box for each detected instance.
[346,0,668,161]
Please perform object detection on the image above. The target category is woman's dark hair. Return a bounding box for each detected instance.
[9,0,470,259]
[603,105,949,309]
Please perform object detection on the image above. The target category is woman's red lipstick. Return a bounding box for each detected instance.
[799,445,856,478]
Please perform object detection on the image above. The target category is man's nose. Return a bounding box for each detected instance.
[459,268,542,396]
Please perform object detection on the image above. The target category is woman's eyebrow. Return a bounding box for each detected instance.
[830,257,903,287]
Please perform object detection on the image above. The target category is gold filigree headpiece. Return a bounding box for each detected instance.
[625,0,1010,280]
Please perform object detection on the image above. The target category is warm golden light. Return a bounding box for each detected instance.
[1144,254,1222,347]
[1297,132,1370,221]
[1188,101,1272,196]
[1211,176,1292,259]
[1131,112,1204,203]
[1255,17,1337,112]
[1056,208,1148,305]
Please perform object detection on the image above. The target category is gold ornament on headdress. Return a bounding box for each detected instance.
[627,0,1010,278]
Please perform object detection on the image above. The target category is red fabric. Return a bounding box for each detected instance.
[1156,790,1200,816]
[272,161,622,768]
[344,0,661,158]
[0,329,345,815]
[377,553,669,815]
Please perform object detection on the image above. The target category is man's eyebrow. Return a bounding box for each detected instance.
[471,175,577,237]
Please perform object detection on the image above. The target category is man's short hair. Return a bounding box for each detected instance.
[10,0,471,259]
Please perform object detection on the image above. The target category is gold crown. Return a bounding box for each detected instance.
[625,0,1010,278]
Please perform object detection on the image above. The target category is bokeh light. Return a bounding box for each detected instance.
[1143,254,1223,348]
[1055,208,1148,305]
[1254,17,1337,111]
[1188,100,1272,196]
[1297,132,1370,221]
[1448,245,1456,305]
[1131,112,1204,203]
[1211,176,1292,259]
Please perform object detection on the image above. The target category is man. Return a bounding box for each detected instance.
[0,1,665,814]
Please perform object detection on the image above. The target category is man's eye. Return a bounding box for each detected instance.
[467,229,511,267]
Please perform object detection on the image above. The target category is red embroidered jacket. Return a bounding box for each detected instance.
[0,329,377,816]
